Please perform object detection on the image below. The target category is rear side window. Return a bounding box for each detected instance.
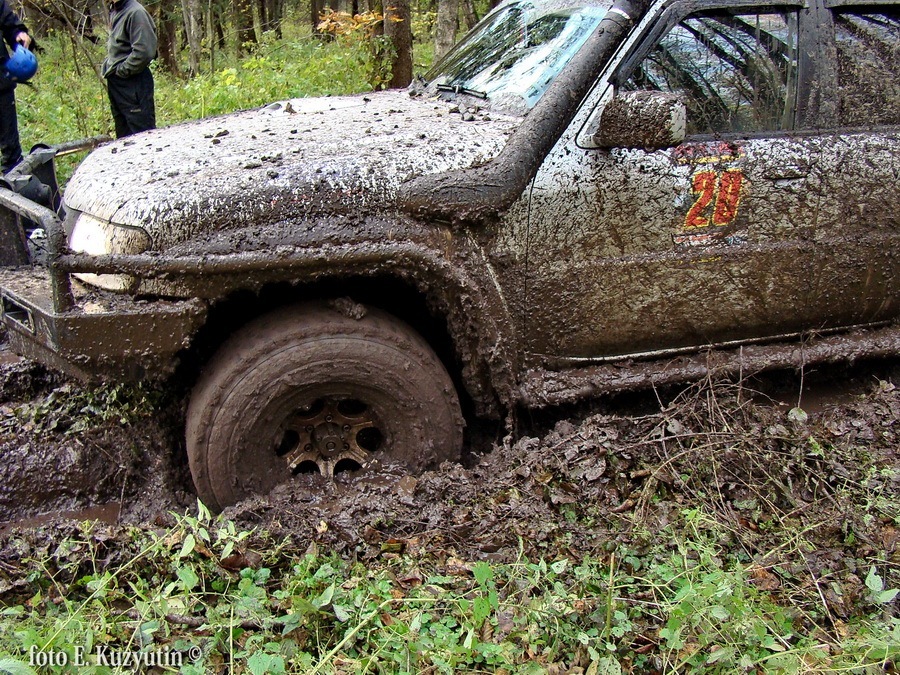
[623,9,800,135]
[833,7,900,126]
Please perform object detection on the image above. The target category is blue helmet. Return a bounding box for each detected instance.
[6,45,37,82]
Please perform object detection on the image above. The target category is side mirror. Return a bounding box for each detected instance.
[594,91,686,149]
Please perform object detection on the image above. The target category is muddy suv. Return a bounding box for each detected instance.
[1,0,898,511]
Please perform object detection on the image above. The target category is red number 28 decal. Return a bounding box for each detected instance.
[684,169,744,229]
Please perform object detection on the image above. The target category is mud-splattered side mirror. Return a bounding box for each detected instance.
[594,91,686,149]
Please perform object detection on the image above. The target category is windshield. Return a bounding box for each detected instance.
[424,2,608,113]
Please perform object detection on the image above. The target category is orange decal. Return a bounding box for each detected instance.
[684,170,717,229]
[684,169,746,231]
[711,169,743,226]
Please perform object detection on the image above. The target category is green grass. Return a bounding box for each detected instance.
[0,505,896,674]
[18,18,439,145]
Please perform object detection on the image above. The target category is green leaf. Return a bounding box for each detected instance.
[473,562,493,587]
[312,583,335,609]
[706,646,731,664]
[332,604,351,622]
[275,612,304,635]
[247,653,285,675]
[594,656,622,675]
[473,596,492,625]
[0,658,38,675]
[551,559,568,574]
[291,597,319,615]
[709,605,730,620]
[878,588,899,604]
[177,566,200,591]
[179,533,197,558]
[866,566,884,593]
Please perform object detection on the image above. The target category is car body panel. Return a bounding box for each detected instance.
[0,0,896,418]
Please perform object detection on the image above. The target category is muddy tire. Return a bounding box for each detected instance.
[186,303,464,511]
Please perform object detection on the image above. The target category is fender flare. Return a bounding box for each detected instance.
[61,214,521,417]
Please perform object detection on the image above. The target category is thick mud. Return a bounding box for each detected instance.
[0,337,195,526]
[1,322,897,584]
[1,327,898,629]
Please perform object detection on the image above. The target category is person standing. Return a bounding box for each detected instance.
[0,0,33,173]
[101,0,157,138]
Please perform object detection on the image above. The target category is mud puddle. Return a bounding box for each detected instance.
[743,360,894,414]
[0,502,120,536]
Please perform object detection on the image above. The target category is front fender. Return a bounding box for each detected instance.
[59,214,520,417]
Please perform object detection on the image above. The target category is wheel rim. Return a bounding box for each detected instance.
[274,396,385,477]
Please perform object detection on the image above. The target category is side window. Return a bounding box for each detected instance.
[833,7,900,126]
[623,10,800,135]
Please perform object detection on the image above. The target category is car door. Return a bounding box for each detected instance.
[806,0,900,312]
[521,0,899,364]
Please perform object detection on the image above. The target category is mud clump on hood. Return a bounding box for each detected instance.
[63,91,519,250]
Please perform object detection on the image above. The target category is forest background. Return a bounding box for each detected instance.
[14,0,488,158]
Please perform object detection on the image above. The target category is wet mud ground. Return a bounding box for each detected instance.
[0,330,898,621]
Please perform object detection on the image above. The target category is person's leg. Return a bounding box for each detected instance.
[106,75,132,138]
[0,88,23,173]
[127,69,156,134]
[107,70,155,137]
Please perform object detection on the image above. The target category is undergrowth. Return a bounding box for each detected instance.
[0,502,896,673]
[0,374,897,673]
[2,381,163,436]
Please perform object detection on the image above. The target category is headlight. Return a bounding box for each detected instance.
[68,212,152,291]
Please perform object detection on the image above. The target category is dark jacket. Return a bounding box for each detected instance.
[0,0,27,92]
[101,0,157,79]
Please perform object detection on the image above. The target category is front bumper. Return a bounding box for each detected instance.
[0,267,207,380]
[0,146,208,380]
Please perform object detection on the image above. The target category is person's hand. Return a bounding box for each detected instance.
[14,32,31,49]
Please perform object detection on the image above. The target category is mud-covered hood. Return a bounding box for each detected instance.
[64,90,520,248]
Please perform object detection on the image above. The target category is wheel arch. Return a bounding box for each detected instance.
[176,236,519,420]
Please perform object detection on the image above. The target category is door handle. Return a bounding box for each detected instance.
[763,166,810,180]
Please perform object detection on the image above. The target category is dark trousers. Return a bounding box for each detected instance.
[0,87,22,173]
[106,68,156,138]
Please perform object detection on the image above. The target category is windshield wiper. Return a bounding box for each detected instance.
[436,84,488,99]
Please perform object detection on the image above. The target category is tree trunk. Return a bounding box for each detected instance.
[216,12,226,47]
[156,0,181,75]
[383,0,412,88]
[311,0,323,35]
[461,0,477,29]
[257,0,282,34]
[434,0,458,60]
[264,0,283,37]
[233,0,255,52]
[257,0,268,33]
[181,0,201,77]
